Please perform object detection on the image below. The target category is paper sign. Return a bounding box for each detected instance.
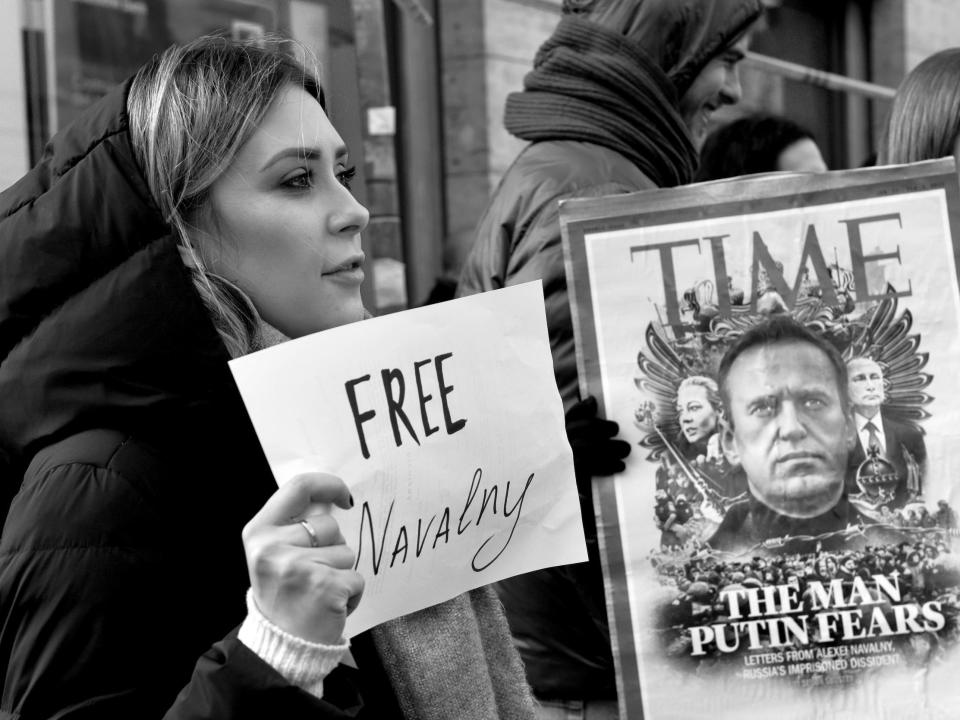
[229,281,585,636]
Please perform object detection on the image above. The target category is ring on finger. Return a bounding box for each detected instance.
[298,519,320,548]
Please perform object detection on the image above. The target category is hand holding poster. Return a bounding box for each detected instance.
[229,281,584,637]
[561,158,960,719]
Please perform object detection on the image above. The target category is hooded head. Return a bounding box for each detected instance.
[562,0,763,97]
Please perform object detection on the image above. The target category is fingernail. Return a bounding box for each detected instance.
[349,493,355,508]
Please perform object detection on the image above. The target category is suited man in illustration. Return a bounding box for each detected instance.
[845,356,926,506]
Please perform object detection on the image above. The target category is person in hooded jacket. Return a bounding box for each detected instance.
[0,36,538,720]
[456,0,764,715]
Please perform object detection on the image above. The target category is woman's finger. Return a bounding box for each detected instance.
[265,543,357,571]
[246,473,353,533]
[245,514,346,556]
[307,544,357,570]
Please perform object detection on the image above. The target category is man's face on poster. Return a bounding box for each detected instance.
[847,357,884,415]
[721,340,856,518]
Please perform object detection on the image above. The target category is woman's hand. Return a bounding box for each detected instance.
[242,472,363,645]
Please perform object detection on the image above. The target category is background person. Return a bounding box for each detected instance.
[0,37,535,719]
[695,112,828,181]
[456,0,764,714]
[880,47,960,165]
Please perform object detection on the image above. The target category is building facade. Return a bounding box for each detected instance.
[1,0,958,313]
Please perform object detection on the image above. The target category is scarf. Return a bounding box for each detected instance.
[371,585,537,720]
[504,16,697,188]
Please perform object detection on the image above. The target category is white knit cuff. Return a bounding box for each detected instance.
[238,588,350,699]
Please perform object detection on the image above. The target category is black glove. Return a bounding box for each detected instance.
[565,396,631,481]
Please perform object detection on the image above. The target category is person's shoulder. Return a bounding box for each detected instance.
[880,410,926,446]
[513,140,656,194]
[478,140,656,238]
[6,430,176,552]
[27,429,172,484]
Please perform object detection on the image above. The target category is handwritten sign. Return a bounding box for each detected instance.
[229,281,585,636]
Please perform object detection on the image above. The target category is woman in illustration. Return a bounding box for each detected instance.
[675,375,723,464]
[0,36,534,718]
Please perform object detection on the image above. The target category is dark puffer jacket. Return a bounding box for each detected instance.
[0,80,401,719]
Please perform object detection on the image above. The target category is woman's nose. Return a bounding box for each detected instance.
[329,186,370,235]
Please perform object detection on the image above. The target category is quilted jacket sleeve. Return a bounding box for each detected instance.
[0,452,361,719]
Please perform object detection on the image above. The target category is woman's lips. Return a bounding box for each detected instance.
[323,254,365,284]
[325,267,364,283]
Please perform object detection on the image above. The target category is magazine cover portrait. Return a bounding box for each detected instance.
[561,159,960,719]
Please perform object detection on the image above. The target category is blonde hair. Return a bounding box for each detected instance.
[677,375,722,412]
[880,48,960,165]
[127,35,324,357]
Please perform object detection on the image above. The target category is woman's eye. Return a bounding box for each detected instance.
[282,170,313,189]
[337,165,357,190]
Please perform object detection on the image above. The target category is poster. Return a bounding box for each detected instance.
[229,281,584,637]
[561,158,960,719]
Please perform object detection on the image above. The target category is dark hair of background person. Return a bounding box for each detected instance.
[695,112,818,181]
[717,314,849,419]
[880,47,960,165]
[422,276,458,305]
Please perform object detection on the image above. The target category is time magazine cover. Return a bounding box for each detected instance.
[560,158,960,719]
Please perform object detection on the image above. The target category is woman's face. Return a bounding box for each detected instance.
[676,383,718,444]
[203,84,370,338]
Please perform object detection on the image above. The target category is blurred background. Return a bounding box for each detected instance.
[1,0,953,314]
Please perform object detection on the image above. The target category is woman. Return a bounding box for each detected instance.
[0,37,534,718]
[675,375,722,462]
[456,1,764,713]
[880,47,960,165]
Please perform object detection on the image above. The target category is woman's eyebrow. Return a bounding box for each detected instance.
[260,144,348,172]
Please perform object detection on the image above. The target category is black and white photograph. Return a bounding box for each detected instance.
[4,1,960,718]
